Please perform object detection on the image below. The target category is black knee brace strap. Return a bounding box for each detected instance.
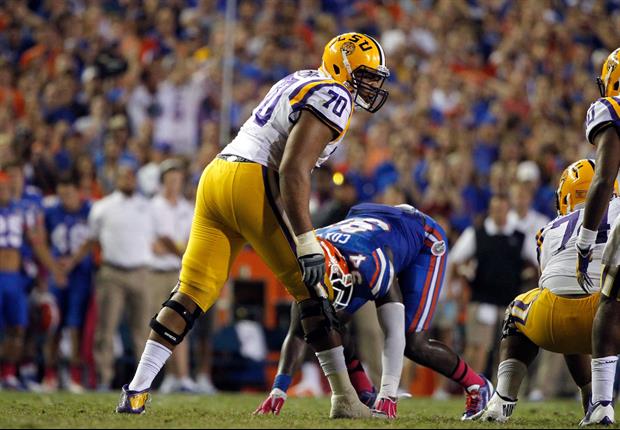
[150,300,203,346]
[299,298,341,344]
[501,305,520,339]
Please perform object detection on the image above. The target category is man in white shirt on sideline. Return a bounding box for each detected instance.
[508,181,550,254]
[450,194,539,376]
[149,159,196,393]
[88,162,155,390]
[138,142,173,198]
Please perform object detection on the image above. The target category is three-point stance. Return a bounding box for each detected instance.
[117,33,390,418]
[254,203,493,420]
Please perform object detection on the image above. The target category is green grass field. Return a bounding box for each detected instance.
[0,392,594,429]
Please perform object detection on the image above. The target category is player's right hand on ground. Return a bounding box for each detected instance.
[372,396,398,419]
[253,388,287,416]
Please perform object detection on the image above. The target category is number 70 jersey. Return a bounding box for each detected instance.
[537,197,620,295]
[222,69,353,171]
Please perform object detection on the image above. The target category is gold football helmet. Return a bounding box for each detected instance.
[556,159,618,216]
[597,48,620,98]
[320,32,390,113]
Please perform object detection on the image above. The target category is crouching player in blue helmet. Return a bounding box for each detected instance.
[254,203,493,420]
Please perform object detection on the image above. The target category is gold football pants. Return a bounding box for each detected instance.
[178,158,310,311]
[508,288,600,355]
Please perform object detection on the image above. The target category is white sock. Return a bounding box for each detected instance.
[316,346,355,396]
[592,356,618,403]
[129,340,172,392]
[315,346,348,375]
[379,374,400,399]
[496,359,527,400]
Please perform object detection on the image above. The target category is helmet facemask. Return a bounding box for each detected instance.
[598,49,620,97]
[328,256,354,311]
[597,76,606,98]
[597,76,620,98]
[318,238,354,311]
[341,49,389,113]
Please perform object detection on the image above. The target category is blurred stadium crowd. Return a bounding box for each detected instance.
[0,0,618,398]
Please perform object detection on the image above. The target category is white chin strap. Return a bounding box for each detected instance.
[341,49,371,109]
[341,49,354,77]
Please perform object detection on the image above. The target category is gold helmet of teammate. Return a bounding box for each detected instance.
[556,159,619,216]
[597,48,620,98]
[320,32,390,113]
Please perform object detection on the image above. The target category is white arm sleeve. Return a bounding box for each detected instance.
[376,302,406,398]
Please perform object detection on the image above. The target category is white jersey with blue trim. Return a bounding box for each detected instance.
[537,198,620,295]
[222,69,353,171]
[585,96,620,144]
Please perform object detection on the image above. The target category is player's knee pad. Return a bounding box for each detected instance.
[501,304,521,339]
[150,299,203,346]
[298,297,341,344]
[601,265,620,300]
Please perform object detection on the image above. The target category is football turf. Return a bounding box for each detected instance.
[0,392,589,428]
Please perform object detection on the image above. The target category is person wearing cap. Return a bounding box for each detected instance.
[87,162,155,390]
[517,160,557,220]
[137,142,173,198]
[148,159,196,393]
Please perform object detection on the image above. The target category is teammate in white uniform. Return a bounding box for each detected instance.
[576,48,620,427]
[117,33,391,419]
[476,160,619,422]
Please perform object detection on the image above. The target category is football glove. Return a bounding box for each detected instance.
[298,253,326,289]
[253,388,287,416]
[296,232,326,290]
[576,244,594,291]
[372,396,398,419]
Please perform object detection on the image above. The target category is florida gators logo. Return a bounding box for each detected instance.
[431,240,446,256]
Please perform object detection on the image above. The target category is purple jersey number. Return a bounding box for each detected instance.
[550,209,609,255]
[323,89,348,117]
[254,74,300,126]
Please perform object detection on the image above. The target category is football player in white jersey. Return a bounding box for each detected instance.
[116,33,390,419]
[475,160,619,422]
[575,48,620,426]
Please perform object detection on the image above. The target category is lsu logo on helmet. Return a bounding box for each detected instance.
[320,32,390,113]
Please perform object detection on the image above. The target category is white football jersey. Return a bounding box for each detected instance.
[584,97,620,267]
[222,69,353,171]
[585,96,620,144]
[538,198,620,295]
